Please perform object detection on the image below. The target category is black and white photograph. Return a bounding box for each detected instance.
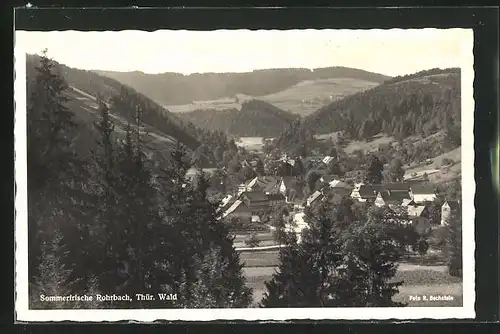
[14,26,474,321]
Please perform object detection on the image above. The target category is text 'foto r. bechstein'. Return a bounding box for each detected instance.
[14,26,474,321]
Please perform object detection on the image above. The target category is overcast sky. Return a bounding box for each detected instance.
[15,29,472,77]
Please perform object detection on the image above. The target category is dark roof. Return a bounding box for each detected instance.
[381,182,414,191]
[410,183,436,195]
[241,191,269,202]
[358,185,383,198]
[379,190,411,203]
[267,193,286,201]
[444,200,460,211]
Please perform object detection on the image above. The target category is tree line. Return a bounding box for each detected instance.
[179,99,299,138]
[304,68,461,148]
[95,66,390,106]
[26,54,234,163]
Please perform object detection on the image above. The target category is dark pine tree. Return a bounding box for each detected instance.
[365,154,384,184]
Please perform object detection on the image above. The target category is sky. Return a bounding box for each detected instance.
[15,29,472,77]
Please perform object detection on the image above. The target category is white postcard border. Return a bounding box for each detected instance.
[14,28,475,322]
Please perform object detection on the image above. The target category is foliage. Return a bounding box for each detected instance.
[179,100,299,137]
[27,51,252,309]
[388,158,405,182]
[261,198,405,307]
[365,154,384,184]
[305,68,461,145]
[445,210,463,277]
[96,66,389,106]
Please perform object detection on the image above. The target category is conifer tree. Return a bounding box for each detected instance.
[445,210,462,277]
[365,154,384,184]
[26,49,80,290]
[388,158,405,182]
[33,227,72,309]
[338,208,405,307]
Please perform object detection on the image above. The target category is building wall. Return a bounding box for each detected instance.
[279,182,287,194]
[441,204,451,225]
[374,195,385,207]
[413,194,437,203]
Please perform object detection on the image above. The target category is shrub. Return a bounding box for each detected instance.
[413,238,430,256]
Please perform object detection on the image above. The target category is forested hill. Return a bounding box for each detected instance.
[26,54,231,156]
[94,67,391,106]
[177,99,299,137]
[305,68,461,144]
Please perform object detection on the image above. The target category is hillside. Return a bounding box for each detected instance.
[305,68,461,144]
[177,99,299,137]
[26,55,241,169]
[94,66,390,107]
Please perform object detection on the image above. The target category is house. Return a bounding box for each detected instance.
[306,190,324,207]
[407,205,432,235]
[351,184,381,202]
[401,198,417,207]
[410,183,437,203]
[374,190,412,207]
[240,191,272,213]
[267,193,286,207]
[322,156,334,165]
[441,200,461,225]
[219,194,235,211]
[279,176,307,202]
[222,200,249,220]
[325,179,352,196]
[237,176,281,195]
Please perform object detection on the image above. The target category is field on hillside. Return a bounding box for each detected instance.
[65,86,179,160]
[343,134,396,154]
[235,137,267,152]
[165,98,243,113]
[404,147,462,183]
[241,250,463,307]
[258,78,380,116]
[164,78,379,116]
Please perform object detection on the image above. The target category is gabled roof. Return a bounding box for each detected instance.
[381,182,413,191]
[443,200,460,211]
[410,183,436,195]
[328,180,352,189]
[241,191,269,202]
[407,205,427,217]
[267,193,286,201]
[379,190,411,203]
[245,176,259,188]
[220,195,234,209]
[222,200,243,218]
[322,156,334,164]
[357,185,382,198]
[307,190,323,204]
[401,198,416,207]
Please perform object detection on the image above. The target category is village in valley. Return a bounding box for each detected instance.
[183,129,462,305]
[22,28,465,310]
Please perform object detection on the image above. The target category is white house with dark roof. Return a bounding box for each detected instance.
[410,183,437,203]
